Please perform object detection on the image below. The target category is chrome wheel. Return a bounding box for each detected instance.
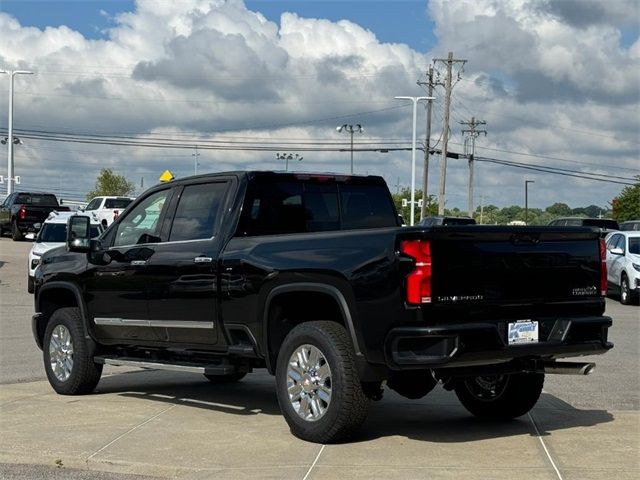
[621,278,629,303]
[286,344,332,422]
[49,325,74,382]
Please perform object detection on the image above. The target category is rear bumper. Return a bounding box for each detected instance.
[384,316,613,369]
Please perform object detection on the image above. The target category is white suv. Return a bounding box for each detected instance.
[27,211,104,293]
[605,231,640,305]
[83,196,134,227]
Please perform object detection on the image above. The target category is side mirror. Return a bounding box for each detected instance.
[610,247,624,255]
[33,222,42,232]
[67,215,91,252]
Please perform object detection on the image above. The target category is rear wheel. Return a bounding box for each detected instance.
[43,307,102,395]
[620,275,631,305]
[454,372,544,420]
[11,220,23,241]
[275,321,369,443]
[204,372,247,383]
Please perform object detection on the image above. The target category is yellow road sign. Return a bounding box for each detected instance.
[159,170,175,182]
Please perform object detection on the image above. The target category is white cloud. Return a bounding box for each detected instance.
[0,0,637,212]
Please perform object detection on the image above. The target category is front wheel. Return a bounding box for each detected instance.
[43,307,103,395]
[620,275,631,305]
[454,372,544,420]
[275,321,369,443]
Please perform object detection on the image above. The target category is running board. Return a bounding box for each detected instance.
[95,356,237,375]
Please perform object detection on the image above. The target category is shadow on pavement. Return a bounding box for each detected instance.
[93,370,614,443]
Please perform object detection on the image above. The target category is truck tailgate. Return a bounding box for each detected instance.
[423,226,603,306]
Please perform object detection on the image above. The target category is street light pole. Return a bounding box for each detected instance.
[1,69,33,196]
[525,180,535,225]
[395,96,433,226]
[336,124,363,174]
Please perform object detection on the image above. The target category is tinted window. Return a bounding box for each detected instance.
[38,223,101,242]
[105,198,133,209]
[85,198,102,211]
[15,194,58,206]
[114,189,171,246]
[564,219,582,226]
[340,184,397,230]
[614,235,625,251]
[237,179,397,236]
[629,238,640,255]
[169,183,228,242]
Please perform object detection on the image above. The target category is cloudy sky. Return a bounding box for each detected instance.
[0,0,638,211]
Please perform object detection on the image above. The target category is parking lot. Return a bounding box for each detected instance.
[1,236,638,479]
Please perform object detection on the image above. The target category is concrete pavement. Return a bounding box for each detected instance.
[1,368,638,479]
[1,236,639,479]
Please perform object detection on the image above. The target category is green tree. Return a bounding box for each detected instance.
[545,202,572,216]
[611,177,640,222]
[86,169,136,201]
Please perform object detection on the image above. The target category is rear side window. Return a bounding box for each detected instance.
[168,182,228,242]
[105,198,133,209]
[237,178,397,236]
[340,184,397,230]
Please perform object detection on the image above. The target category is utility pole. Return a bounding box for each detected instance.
[433,52,466,215]
[1,69,33,196]
[460,116,487,217]
[336,124,364,174]
[525,180,534,225]
[417,64,434,220]
[192,145,200,175]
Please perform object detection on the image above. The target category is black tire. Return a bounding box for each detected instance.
[620,274,631,305]
[454,372,544,420]
[275,321,369,443]
[43,307,103,395]
[27,276,34,294]
[11,220,23,241]
[204,372,247,383]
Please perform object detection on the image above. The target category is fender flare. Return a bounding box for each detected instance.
[36,281,92,342]
[262,282,363,371]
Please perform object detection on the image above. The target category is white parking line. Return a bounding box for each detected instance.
[302,444,325,480]
[87,404,176,461]
[528,412,563,480]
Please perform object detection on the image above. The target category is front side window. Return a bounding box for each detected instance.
[85,198,102,211]
[113,189,171,247]
[168,182,228,242]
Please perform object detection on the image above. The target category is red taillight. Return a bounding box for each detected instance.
[400,240,432,305]
[18,206,26,219]
[599,238,607,296]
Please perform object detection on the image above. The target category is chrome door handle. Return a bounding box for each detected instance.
[194,257,213,264]
[130,260,147,266]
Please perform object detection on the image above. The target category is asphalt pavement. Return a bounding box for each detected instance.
[1,236,639,479]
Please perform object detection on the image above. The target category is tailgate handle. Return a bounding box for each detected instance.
[130,260,147,266]
[510,234,540,245]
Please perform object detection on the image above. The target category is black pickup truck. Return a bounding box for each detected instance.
[0,191,70,240]
[32,172,612,443]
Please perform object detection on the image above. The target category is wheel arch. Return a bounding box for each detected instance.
[262,283,362,374]
[34,282,91,349]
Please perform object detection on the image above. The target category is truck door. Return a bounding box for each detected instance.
[85,188,174,344]
[146,179,233,348]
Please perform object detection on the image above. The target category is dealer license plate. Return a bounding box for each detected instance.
[508,320,539,345]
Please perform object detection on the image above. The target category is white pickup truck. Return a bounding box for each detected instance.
[82,196,133,227]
